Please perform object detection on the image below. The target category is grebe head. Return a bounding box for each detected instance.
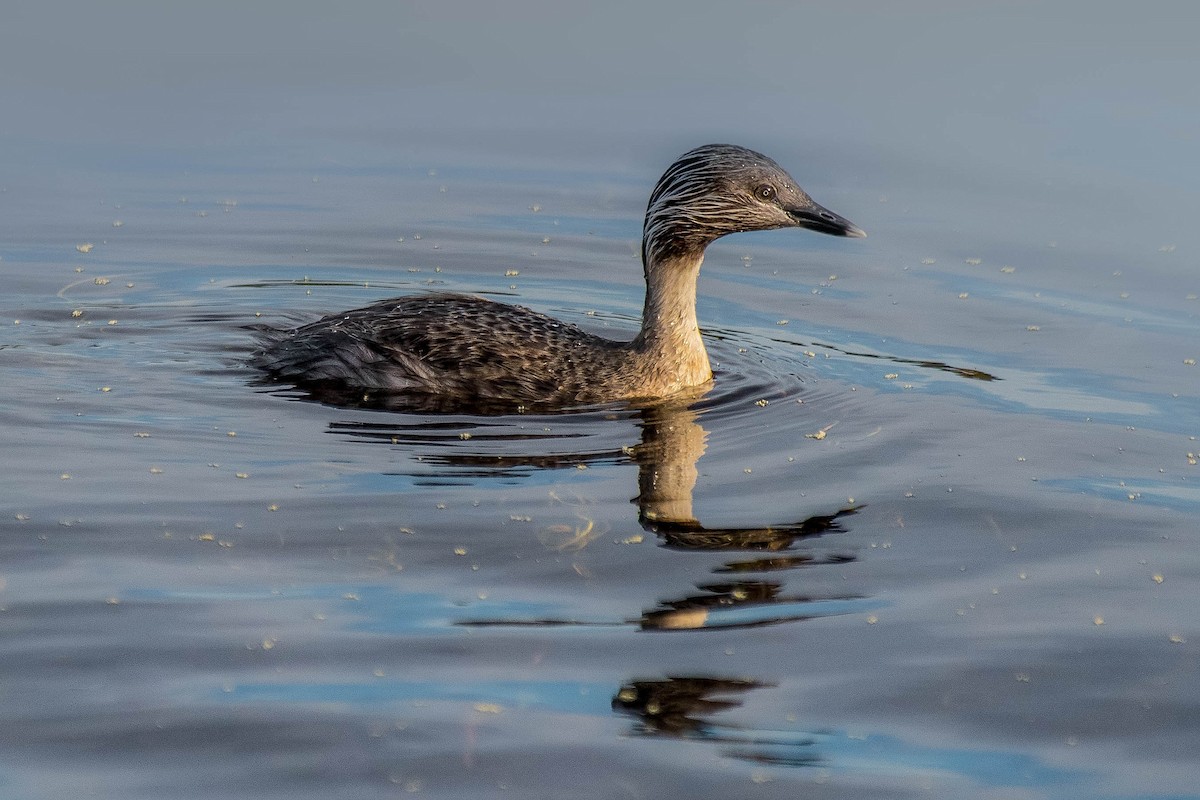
[642,143,865,266]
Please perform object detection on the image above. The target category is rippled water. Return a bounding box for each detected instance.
[3,3,1199,799]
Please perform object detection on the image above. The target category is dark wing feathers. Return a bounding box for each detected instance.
[252,293,628,405]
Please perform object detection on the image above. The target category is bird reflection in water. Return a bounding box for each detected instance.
[620,397,865,632]
[612,676,822,767]
[275,384,870,768]
[323,391,868,632]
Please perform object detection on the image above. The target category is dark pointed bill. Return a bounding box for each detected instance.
[788,202,867,238]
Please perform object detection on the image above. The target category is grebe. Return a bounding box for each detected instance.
[251,144,864,408]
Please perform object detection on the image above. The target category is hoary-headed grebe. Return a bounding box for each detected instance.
[252,144,864,408]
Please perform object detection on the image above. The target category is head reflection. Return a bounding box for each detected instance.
[612,676,822,767]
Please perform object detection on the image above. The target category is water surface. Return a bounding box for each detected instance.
[2,3,1198,799]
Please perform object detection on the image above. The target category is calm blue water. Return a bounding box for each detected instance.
[2,3,1198,799]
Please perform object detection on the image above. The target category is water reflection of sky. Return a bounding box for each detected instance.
[228,678,1086,794]
[215,592,1093,796]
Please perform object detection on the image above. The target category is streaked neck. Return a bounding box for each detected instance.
[633,252,711,389]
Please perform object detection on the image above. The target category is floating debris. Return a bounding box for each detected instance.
[804,422,836,441]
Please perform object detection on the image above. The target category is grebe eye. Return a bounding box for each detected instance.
[756,184,776,201]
